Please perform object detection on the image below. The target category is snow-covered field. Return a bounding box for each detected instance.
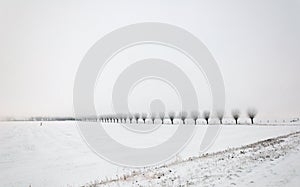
[96,131,300,187]
[0,122,299,187]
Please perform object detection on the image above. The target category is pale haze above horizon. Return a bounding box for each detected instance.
[0,0,300,119]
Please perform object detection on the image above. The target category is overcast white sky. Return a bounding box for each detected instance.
[0,0,300,119]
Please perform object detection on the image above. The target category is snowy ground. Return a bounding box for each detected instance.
[0,122,299,187]
[93,131,300,187]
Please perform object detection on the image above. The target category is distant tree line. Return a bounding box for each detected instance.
[0,108,259,124]
[96,108,258,125]
[1,117,76,122]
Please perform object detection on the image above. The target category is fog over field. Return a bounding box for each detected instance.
[0,0,300,119]
[0,1,300,187]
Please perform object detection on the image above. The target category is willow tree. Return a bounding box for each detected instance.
[150,113,156,124]
[168,111,176,124]
[134,113,140,124]
[179,111,188,124]
[128,113,133,124]
[217,110,224,124]
[247,108,257,124]
[231,109,240,124]
[141,113,148,124]
[191,110,200,125]
[203,110,210,124]
[159,112,165,124]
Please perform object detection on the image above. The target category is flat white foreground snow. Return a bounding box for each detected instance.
[0,122,299,187]
[96,131,300,187]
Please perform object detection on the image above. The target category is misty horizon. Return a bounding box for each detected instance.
[1,0,300,119]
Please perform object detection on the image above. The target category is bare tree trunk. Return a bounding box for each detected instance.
[251,118,254,124]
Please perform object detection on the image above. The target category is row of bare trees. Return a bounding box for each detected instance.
[98,109,257,125]
[230,108,257,124]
